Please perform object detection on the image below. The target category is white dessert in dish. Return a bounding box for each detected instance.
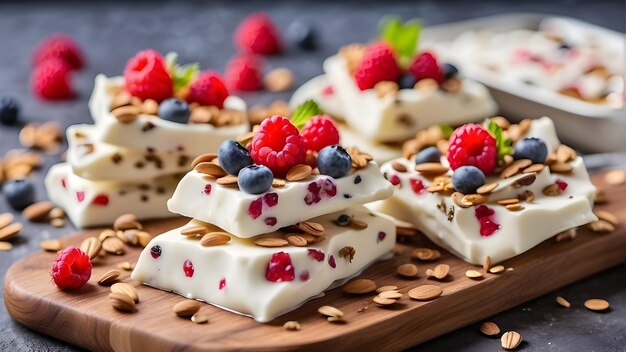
[373,117,596,264]
[45,163,178,228]
[168,162,394,237]
[132,206,395,323]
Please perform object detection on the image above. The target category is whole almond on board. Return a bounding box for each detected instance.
[480,321,500,336]
[283,321,300,331]
[297,221,324,235]
[50,218,65,228]
[397,263,419,278]
[318,305,343,318]
[379,290,403,300]
[411,248,441,261]
[0,213,14,230]
[111,283,139,303]
[98,269,121,286]
[501,331,522,350]
[109,292,135,312]
[408,285,443,301]
[556,296,571,308]
[117,262,134,271]
[102,237,125,255]
[195,162,226,177]
[483,256,491,272]
[594,210,618,226]
[136,231,152,247]
[98,229,116,242]
[264,68,294,92]
[191,312,209,324]
[173,300,201,317]
[0,223,22,241]
[466,270,483,279]
[200,232,231,247]
[22,201,54,221]
[373,296,397,306]
[342,279,377,294]
[587,220,615,234]
[489,265,505,274]
[80,237,101,260]
[286,164,312,181]
[114,213,142,231]
[40,239,63,252]
[432,264,450,280]
[584,299,609,311]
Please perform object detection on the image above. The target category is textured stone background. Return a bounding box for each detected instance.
[0,0,624,351]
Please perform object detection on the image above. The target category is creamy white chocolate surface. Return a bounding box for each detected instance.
[321,55,496,143]
[132,206,396,322]
[289,74,345,120]
[89,75,249,154]
[66,124,192,182]
[372,117,597,264]
[337,122,402,164]
[45,163,179,228]
[168,162,394,237]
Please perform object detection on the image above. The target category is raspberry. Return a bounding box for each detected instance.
[250,115,306,177]
[225,55,262,91]
[447,124,497,175]
[50,247,92,290]
[123,49,173,102]
[186,71,229,108]
[235,13,282,55]
[32,58,75,100]
[353,42,401,90]
[409,51,444,84]
[300,115,340,152]
[266,252,295,282]
[33,33,85,70]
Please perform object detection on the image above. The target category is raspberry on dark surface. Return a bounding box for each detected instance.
[235,12,282,55]
[32,58,75,100]
[33,33,85,70]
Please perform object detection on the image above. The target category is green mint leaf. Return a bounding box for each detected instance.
[291,100,324,129]
[485,119,513,163]
[173,63,199,92]
[165,52,178,74]
[380,17,422,62]
[440,124,454,139]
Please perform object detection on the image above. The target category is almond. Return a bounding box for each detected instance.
[200,232,231,246]
[549,162,573,174]
[489,265,505,274]
[111,283,139,303]
[264,68,294,92]
[98,229,116,242]
[501,331,522,350]
[584,298,609,311]
[350,219,368,230]
[480,321,500,336]
[40,239,63,252]
[0,223,22,241]
[216,175,238,186]
[80,236,101,260]
[605,169,625,185]
[109,292,135,312]
[391,161,407,172]
[173,300,201,317]
[342,279,376,294]
[111,105,140,124]
[286,234,307,247]
[411,247,441,261]
[98,269,121,286]
[254,237,288,247]
[397,263,419,278]
[432,264,450,280]
[373,296,397,306]
[136,231,152,247]
[286,164,313,181]
[194,162,226,177]
[113,213,142,231]
[191,312,209,324]
[141,99,159,115]
[587,220,615,234]
[376,285,398,293]
[317,305,343,318]
[594,210,618,226]
[297,221,325,235]
[22,201,54,221]
[102,237,125,255]
[556,296,571,308]
[272,178,286,188]
[379,290,403,299]
[408,285,443,301]
[466,270,483,279]
[190,153,217,168]
[0,213,14,230]
[477,182,499,194]
[0,241,13,251]
[50,218,65,228]
[181,225,209,237]
[415,162,449,175]
[283,320,300,331]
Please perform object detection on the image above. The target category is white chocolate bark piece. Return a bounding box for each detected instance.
[66,124,192,182]
[337,122,402,164]
[131,206,396,322]
[289,74,345,120]
[168,162,394,238]
[89,75,249,154]
[373,118,597,264]
[322,55,497,143]
[45,163,179,228]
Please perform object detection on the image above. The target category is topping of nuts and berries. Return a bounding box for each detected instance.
[123,49,173,102]
[513,137,548,164]
[218,140,253,176]
[317,145,352,179]
[447,124,497,175]
[250,115,306,178]
[300,115,340,152]
[238,164,274,195]
[451,166,486,194]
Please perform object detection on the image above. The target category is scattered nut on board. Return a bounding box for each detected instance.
[342,279,376,294]
[283,321,301,331]
[604,169,625,185]
[556,296,571,308]
[584,299,610,311]
[501,331,522,350]
[173,300,201,318]
[479,321,500,336]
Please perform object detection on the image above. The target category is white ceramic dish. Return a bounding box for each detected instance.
[421,13,625,153]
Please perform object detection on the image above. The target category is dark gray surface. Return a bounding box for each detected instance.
[0,1,625,351]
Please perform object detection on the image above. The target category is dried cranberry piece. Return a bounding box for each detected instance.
[263,192,278,207]
[183,260,194,277]
[475,204,495,219]
[409,178,425,194]
[61,178,67,189]
[389,174,401,186]
[556,179,568,191]
[300,270,310,281]
[265,252,295,282]
[474,205,501,237]
[328,255,336,268]
[219,278,226,290]
[319,178,337,198]
[307,249,325,262]
[76,191,85,203]
[378,231,386,243]
[150,245,161,259]
[322,85,334,96]
[248,198,263,219]
[264,217,277,226]
[203,184,212,195]
[92,193,109,206]
[304,181,321,205]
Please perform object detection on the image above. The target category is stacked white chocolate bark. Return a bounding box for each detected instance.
[45,75,249,227]
[132,160,396,322]
[373,117,597,264]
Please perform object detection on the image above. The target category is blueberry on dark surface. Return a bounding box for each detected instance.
[2,179,35,210]
[414,146,441,164]
[442,63,459,80]
[286,20,317,50]
[398,73,417,89]
[452,165,486,194]
[218,139,253,175]
[238,164,273,194]
[158,98,190,124]
[514,137,548,164]
[0,97,19,125]
[317,145,352,178]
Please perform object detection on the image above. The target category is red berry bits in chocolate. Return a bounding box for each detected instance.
[51,246,92,290]
[307,249,325,262]
[123,49,173,102]
[183,260,195,277]
[219,278,226,290]
[266,252,295,282]
[475,205,500,237]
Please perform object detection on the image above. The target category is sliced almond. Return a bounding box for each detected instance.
[501,331,522,350]
[98,269,121,286]
[415,163,449,175]
[465,270,483,279]
[181,225,210,237]
[587,220,615,234]
[102,237,125,255]
[173,300,201,317]
[549,162,573,174]
[489,265,505,274]
[349,219,368,230]
[136,231,152,247]
[50,218,65,228]
[584,298,609,311]
[556,296,571,308]
[80,236,101,260]
[451,192,469,208]
[283,320,300,331]
[286,234,307,247]
[22,201,54,221]
[40,239,63,252]
[216,175,239,186]
[286,164,313,181]
[111,105,140,124]
[117,261,134,271]
[113,213,142,231]
[500,164,520,179]
[0,213,14,230]
[111,282,139,303]
[272,178,286,188]
[391,161,407,173]
[109,292,135,312]
[297,221,324,235]
[408,285,443,301]
[254,237,288,247]
[98,229,116,242]
[411,247,441,261]
[431,264,450,280]
[497,198,519,205]
[483,256,491,272]
[480,321,500,336]
[523,164,545,174]
[505,203,524,212]
[605,169,625,185]
[191,312,209,324]
[379,290,403,299]
[594,210,618,226]
[373,296,398,306]
[190,153,217,168]
[264,68,294,92]
[397,263,419,278]
[200,232,231,246]
[342,278,377,294]
[376,285,398,293]
[194,162,226,177]
[0,223,22,241]
[0,241,13,251]
[318,305,343,318]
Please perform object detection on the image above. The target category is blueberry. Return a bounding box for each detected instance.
[414,146,441,164]
[514,138,548,164]
[317,145,352,178]
[451,166,486,194]
[442,63,459,80]
[2,179,35,210]
[286,20,317,50]
[398,73,417,89]
[218,140,253,175]
[0,97,19,125]
[335,214,351,226]
[238,164,273,194]
[158,98,190,124]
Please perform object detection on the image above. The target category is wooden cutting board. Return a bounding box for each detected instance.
[4,173,626,352]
